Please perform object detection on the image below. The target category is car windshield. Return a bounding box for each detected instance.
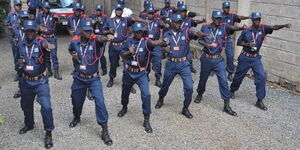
[48,0,73,8]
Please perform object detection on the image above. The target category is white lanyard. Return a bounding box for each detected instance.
[25,45,35,60]
[80,42,89,58]
[252,31,259,44]
[134,39,143,56]
[43,15,50,26]
[19,29,25,40]
[172,31,181,46]
[147,21,154,31]
[114,18,122,30]
[73,18,81,32]
[211,28,219,43]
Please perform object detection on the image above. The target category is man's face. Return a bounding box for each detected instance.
[116,9,123,17]
[25,30,37,42]
[81,30,93,39]
[43,8,50,13]
[14,4,22,12]
[95,10,102,15]
[212,17,221,26]
[180,11,187,18]
[133,30,144,39]
[165,3,170,8]
[20,17,29,23]
[222,7,230,14]
[74,9,81,16]
[147,12,154,20]
[252,18,261,27]
[172,20,182,31]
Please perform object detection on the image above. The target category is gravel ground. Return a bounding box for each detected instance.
[0,33,299,150]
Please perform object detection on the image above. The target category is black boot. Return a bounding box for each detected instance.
[44,131,53,149]
[47,65,53,77]
[54,68,62,80]
[155,97,164,109]
[130,87,136,94]
[155,78,161,87]
[255,99,268,110]
[143,114,153,133]
[228,73,233,82]
[191,67,197,74]
[101,70,107,76]
[230,91,236,99]
[19,126,34,134]
[100,124,113,146]
[223,100,237,116]
[107,78,113,88]
[182,107,193,119]
[194,94,202,103]
[117,106,128,117]
[13,90,21,99]
[69,116,80,127]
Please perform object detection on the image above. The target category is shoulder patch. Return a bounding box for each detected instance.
[89,34,97,40]
[203,22,211,26]
[37,36,45,40]
[72,35,80,41]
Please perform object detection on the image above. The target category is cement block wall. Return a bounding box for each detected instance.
[83,0,300,92]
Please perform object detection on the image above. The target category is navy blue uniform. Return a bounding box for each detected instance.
[90,13,109,74]
[6,11,21,71]
[145,18,164,80]
[17,37,54,131]
[221,12,241,74]
[196,23,234,100]
[159,29,196,108]
[120,37,153,115]
[67,15,85,36]
[68,35,109,124]
[36,13,60,70]
[104,17,134,80]
[230,24,273,100]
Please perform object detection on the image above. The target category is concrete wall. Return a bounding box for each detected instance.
[83,0,300,92]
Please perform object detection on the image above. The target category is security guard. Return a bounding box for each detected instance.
[90,4,109,76]
[195,10,246,116]
[67,3,85,36]
[6,0,23,81]
[27,0,42,19]
[155,13,210,119]
[36,2,62,80]
[144,6,169,87]
[104,4,149,88]
[17,20,55,149]
[139,0,151,17]
[230,12,291,110]
[160,0,176,26]
[221,1,250,81]
[179,4,206,74]
[68,19,114,146]
[11,10,30,99]
[117,22,168,133]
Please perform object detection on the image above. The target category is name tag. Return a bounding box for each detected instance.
[148,34,154,38]
[89,45,93,51]
[25,65,34,71]
[139,48,144,52]
[80,65,86,70]
[34,47,39,52]
[122,23,126,26]
[131,61,138,66]
[114,32,118,38]
[173,46,180,51]
[95,29,100,33]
